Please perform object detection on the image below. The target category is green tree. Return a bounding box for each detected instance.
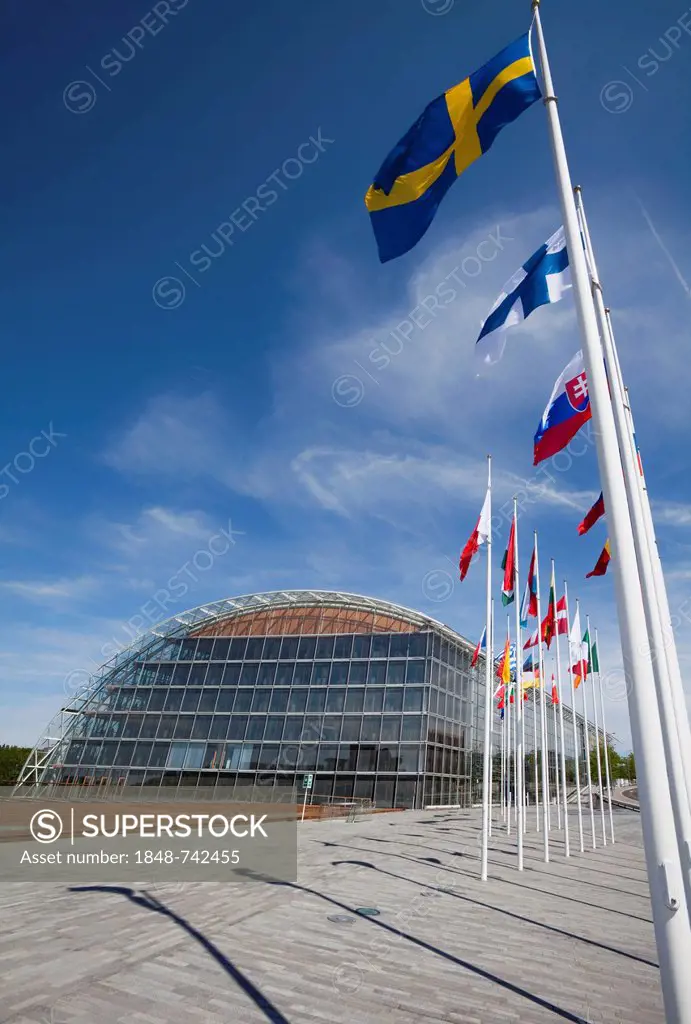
[0,745,31,786]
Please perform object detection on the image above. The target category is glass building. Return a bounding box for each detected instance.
[17,591,598,809]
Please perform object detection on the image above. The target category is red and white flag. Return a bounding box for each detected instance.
[459,489,491,581]
[556,595,568,635]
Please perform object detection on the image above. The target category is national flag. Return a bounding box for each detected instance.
[556,594,568,635]
[496,637,512,685]
[519,546,538,628]
[582,629,601,675]
[577,492,605,536]
[521,648,540,686]
[569,607,587,688]
[586,540,611,578]
[471,626,486,668]
[365,34,541,263]
[501,517,516,606]
[533,351,592,465]
[541,566,557,648]
[476,226,570,364]
[551,676,559,704]
[459,488,491,580]
[523,625,539,650]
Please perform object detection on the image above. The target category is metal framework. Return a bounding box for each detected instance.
[15,590,475,792]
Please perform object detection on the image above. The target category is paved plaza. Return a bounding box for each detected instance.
[0,807,662,1024]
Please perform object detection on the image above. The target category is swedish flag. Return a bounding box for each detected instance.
[365,33,541,263]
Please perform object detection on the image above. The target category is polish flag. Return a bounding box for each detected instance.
[459,489,491,581]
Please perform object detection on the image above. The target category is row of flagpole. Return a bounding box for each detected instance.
[480,518,616,861]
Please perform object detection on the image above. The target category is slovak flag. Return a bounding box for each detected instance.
[471,627,486,668]
[459,488,491,581]
[534,351,592,465]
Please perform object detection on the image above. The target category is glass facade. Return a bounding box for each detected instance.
[24,593,598,810]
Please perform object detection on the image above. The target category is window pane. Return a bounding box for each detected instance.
[282,718,303,741]
[312,663,330,686]
[349,662,367,685]
[364,688,384,713]
[191,717,211,740]
[245,638,264,660]
[344,688,364,713]
[175,717,193,739]
[288,689,308,713]
[321,717,340,741]
[163,689,183,712]
[384,688,404,712]
[264,716,284,742]
[371,635,389,658]
[157,716,177,739]
[222,663,241,686]
[140,716,159,739]
[263,638,281,659]
[205,663,223,686]
[251,689,271,713]
[403,687,424,712]
[195,640,213,661]
[302,716,322,742]
[307,689,326,713]
[280,637,298,659]
[318,743,339,770]
[199,689,219,713]
[167,742,187,769]
[292,663,311,685]
[340,718,361,742]
[333,635,352,659]
[131,742,152,768]
[315,636,334,659]
[330,662,348,686]
[180,688,202,713]
[367,663,386,686]
[203,743,223,769]
[212,638,230,661]
[378,745,399,772]
[246,716,266,741]
[361,716,380,741]
[406,660,425,684]
[184,745,204,769]
[227,715,248,740]
[357,746,377,772]
[269,688,289,713]
[398,746,421,773]
[216,690,235,713]
[389,634,408,658]
[387,661,406,685]
[401,715,422,741]
[229,637,247,660]
[352,636,371,659]
[173,664,191,686]
[381,716,401,742]
[409,633,427,658]
[325,689,345,713]
[240,663,259,686]
[234,690,252,713]
[258,663,276,686]
[149,743,168,768]
[297,636,316,660]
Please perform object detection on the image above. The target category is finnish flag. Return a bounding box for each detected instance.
[476,226,570,365]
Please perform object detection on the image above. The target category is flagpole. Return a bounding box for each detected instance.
[533,531,549,861]
[532,4,691,1010]
[533,682,539,832]
[480,455,493,882]
[513,498,524,868]
[489,599,495,838]
[595,628,615,844]
[506,615,512,837]
[553,562,570,854]
[576,601,597,850]
[564,581,584,853]
[575,187,691,847]
[551,664,561,830]
[577,189,691,898]
[587,615,607,846]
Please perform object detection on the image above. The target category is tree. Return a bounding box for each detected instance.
[588,741,635,784]
[0,745,31,786]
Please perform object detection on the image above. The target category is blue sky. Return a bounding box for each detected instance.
[2,0,691,749]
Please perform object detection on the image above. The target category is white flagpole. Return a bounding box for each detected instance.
[553,563,570,856]
[587,615,607,846]
[513,499,524,868]
[532,5,691,1009]
[595,628,615,844]
[489,598,495,838]
[481,455,493,881]
[533,531,549,861]
[577,601,597,850]
[551,664,561,829]
[564,581,584,853]
[506,615,512,837]
[575,188,691,858]
[533,671,539,832]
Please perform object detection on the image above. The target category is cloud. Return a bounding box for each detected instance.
[0,576,98,603]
